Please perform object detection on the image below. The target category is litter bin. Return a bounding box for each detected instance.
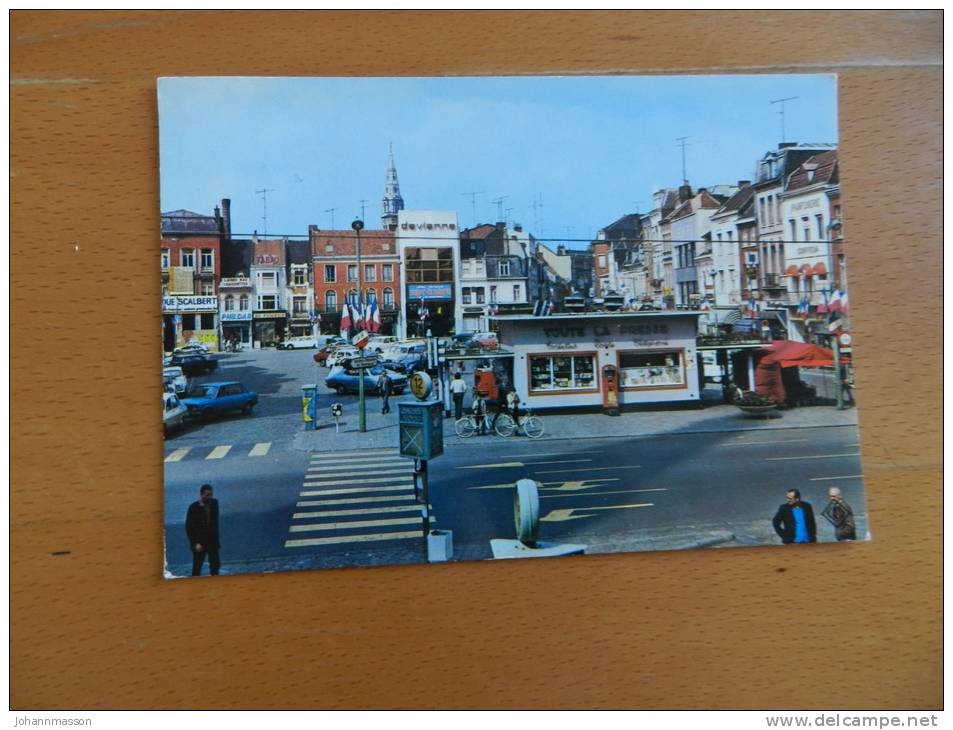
[301,384,318,429]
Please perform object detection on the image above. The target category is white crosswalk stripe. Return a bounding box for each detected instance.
[165,448,190,463]
[206,445,232,460]
[286,451,432,550]
[249,442,271,457]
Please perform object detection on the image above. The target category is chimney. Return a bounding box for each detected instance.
[697,187,708,195]
[778,142,797,149]
[738,180,751,187]
[557,244,567,255]
[514,223,522,232]
[678,184,692,202]
[221,198,232,238]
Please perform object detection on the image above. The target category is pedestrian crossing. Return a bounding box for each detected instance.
[284,450,432,550]
[164,442,273,462]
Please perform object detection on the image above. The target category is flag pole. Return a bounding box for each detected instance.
[353,219,367,433]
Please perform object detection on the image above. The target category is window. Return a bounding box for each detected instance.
[201,249,213,270]
[365,287,376,302]
[404,247,454,283]
[618,350,684,388]
[324,265,336,283]
[161,249,170,268]
[224,295,235,311]
[181,249,195,267]
[597,255,606,268]
[364,264,376,282]
[239,294,249,310]
[759,198,766,224]
[802,217,810,243]
[325,244,334,253]
[513,284,521,301]
[789,220,797,242]
[490,285,497,302]
[382,264,393,281]
[475,288,485,304]
[293,296,308,316]
[200,313,215,330]
[258,271,277,290]
[347,265,358,282]
[293,267,306,286]
[201,283,214,295]
[499,260,511,277]
[382,288,394,308]
[259,295,278,310]
[767,195,774,225]
[325,290,337,311]
[475,259,485,275]
[462,287,472,304]
[529,355,596,392]
[815,214,824,239]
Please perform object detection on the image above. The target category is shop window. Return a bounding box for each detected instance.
[200,313,215,330]
[529,355,596,392]
[618,350,684,388]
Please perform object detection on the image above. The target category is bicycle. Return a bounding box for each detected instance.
[454,414,490,438]
[493,408,544,439]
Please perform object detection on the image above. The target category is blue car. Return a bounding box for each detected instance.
[325,365,407,395]
[181,381,258,419]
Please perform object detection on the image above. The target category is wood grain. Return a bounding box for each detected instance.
[10,10,942,709]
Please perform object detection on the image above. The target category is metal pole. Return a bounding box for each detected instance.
[419,458,430,543]
[833,336,844,410]
[353,220,367,432]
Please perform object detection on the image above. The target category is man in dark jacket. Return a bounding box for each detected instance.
[186,484,221,576]
[772,489,817,544]
[378,371,393,415]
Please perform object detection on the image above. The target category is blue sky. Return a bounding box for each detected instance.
[158,75,837,248]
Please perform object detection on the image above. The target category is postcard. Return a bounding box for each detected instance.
[159,75,865,578]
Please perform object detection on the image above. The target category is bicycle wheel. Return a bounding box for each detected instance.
[455,417,477,438]
[522,416,544,439]
[494,412,516,437]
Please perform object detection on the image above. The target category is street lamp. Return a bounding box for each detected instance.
[352,219,367,432]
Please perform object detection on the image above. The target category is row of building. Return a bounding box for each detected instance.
[160,142,848,352]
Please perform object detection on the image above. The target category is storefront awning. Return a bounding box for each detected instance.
[812,262,828,275]
[785,265,800,276]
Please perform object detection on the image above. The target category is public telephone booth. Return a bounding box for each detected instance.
[601,364,620,416]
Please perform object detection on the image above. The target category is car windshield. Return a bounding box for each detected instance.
[191,385,218,398]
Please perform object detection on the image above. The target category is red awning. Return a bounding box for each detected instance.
[785,265,800,276]
[758,340,835,369]
[812,262,828,275]
[800,263,813,275]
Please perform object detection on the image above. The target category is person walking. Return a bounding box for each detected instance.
[821,486,856,541]
[506,388,522,429]
[378,370,393,415]
[450,372,467,420]
[186,484,221,576]
[771,489,817,545]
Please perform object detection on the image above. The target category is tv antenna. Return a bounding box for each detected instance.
[359,199,369,221]
[256,187,275,237]
[491,196,508,222]
[675,137,691,183]
[531,193,543,234]
[770,97,799,142]
[324,207,336,230]
[504,207,513,227]
[460,191,484,227]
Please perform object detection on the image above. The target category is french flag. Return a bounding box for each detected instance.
[339,299,352,336]
[828,289,843,313]
[367,295,382,333]
[816,291,829,314]
[352,294,366,330]
[839,291,849,316]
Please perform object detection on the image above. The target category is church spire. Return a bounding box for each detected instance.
[381,142,404,230]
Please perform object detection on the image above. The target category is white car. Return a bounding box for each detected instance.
[163,392,188,434]
[327,347,361,367]
[163,366,189,394]
[367,336,399,352]
[278,336,318,350]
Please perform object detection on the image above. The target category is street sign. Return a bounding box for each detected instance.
[839,333,852,347]
[409,371,433,401]
[350,356,379,369]
[398,401,443,460]
[351,330,370,349]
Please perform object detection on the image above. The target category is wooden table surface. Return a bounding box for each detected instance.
[10,10,942,709]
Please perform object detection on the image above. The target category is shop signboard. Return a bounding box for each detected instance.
[408,284,453,300]
[162,295,219,313]
[221,311,253,321]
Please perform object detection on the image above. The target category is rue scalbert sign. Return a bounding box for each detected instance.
[162,295,219,312]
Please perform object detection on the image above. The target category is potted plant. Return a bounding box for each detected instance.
[733,391,780,416]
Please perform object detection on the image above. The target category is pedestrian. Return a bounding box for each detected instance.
[186,484,221,576]
[472,390,488,435]
[378,370,393,415]
[506,388,522,429]
[450,372,467,419]
[821,486,856,541]
[771,489,817,545]
[840,370,855,408]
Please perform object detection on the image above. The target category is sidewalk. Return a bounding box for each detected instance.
[292,392,859,454]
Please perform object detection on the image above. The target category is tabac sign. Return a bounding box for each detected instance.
[253,239,286,267]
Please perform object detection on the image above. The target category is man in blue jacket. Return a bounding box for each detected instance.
[772,489,817,544]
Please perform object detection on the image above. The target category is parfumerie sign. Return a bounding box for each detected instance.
[163,295,218,312]
[543,323,670,338]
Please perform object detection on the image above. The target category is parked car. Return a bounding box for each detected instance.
[163,366,189,394]
[471,331,499,348]
[378,353,426,374]
[181,381,258,419]
[325,365,407,395]
[163,392,188,434]
[313,347,332,365]
[327,346,361,368]
[170,351,218,376]
[175,342,210,356]
[367,336,399,353]
[278,336,318,350]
